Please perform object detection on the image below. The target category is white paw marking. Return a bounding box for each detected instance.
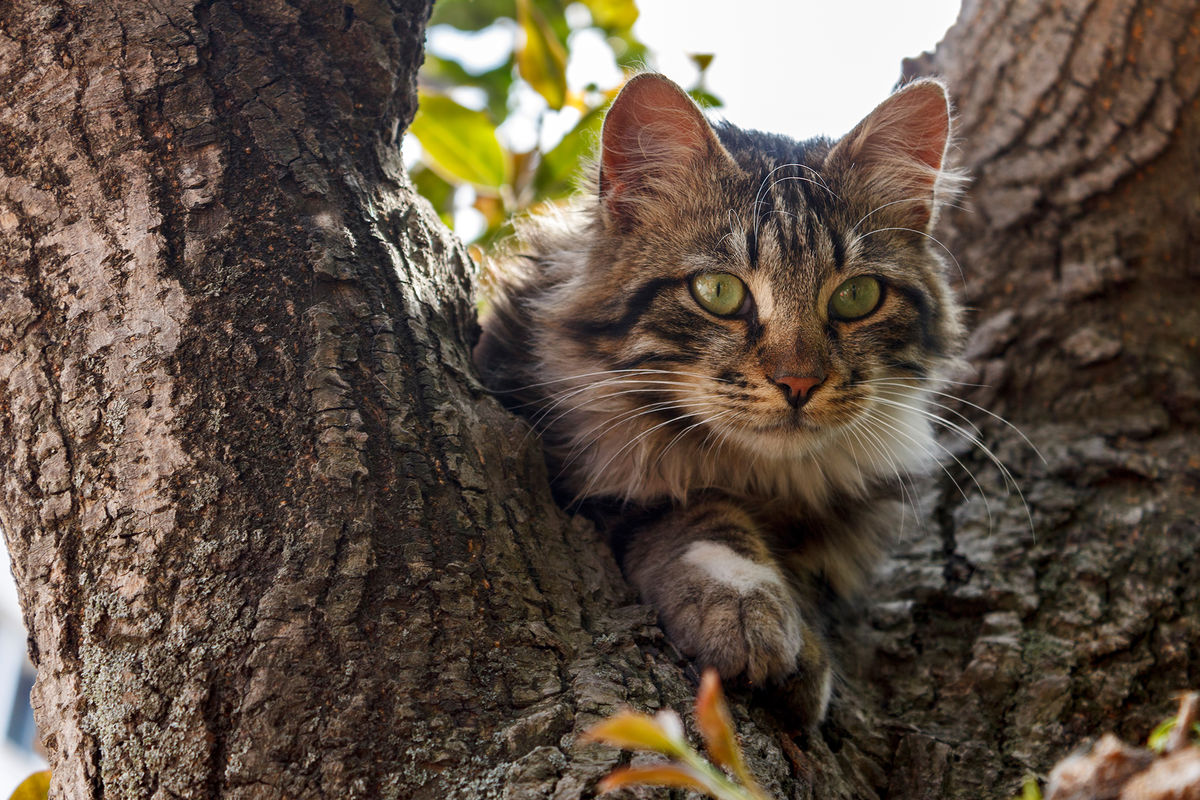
[682,541,784,594]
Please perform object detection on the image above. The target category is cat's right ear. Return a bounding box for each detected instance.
[824,79,953,231]
[599,73,728,229]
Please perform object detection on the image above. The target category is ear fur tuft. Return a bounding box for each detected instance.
[826,79,955,229]
[599,73,729,228]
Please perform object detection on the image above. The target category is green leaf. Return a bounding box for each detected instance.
[410,93,510,191]
[695,670,748,781]
[532,103,605,200]
[582,709,689,758]
[689,53,715,72]
[689,89,723,110]
[410,166,457,228]
[430,0,517,30]
[421,53,516,125]
[9,771,50,800]
[580,0,639,32]
[516,0,568,110]
[597,764,713,795]
[1148,716,1178,753]
[612,36,650,71]
[1017,775,1043,800]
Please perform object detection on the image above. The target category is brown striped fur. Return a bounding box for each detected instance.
[474,74,965,727]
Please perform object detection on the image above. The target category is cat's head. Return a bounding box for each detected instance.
[515,74,965,501]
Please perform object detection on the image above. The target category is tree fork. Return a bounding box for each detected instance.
[1,1,1199,799]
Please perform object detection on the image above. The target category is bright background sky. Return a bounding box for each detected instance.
[635,0,963,138]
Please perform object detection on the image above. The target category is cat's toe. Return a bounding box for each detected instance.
[737,588,805,684]
[667,582,804,685]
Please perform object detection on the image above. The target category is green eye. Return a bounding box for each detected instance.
[690,272,748,316]
[829,275,883,320]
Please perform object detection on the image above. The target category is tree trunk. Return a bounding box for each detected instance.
[870,0,1200,794]
[0,1,1195,799]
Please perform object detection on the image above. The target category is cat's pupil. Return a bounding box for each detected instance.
[830,275,883,320]
[691,272,747,317]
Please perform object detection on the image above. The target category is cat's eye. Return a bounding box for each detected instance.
[690,272,749,317]
[829,275,883,321]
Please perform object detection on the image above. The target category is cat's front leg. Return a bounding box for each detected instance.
[622,497,831,721]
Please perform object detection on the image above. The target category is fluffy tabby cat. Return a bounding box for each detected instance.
[474,73,964,726]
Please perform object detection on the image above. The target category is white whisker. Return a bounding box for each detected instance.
[862,380,1045,464]
[858,404,988,528]
[849,226,966,285]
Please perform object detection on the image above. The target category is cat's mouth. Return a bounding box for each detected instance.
[744,407,825,434]
[736,393,863,439]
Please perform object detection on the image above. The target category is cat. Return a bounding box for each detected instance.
[473,73,964,727]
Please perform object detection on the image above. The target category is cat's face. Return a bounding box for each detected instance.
[537,75,963,467]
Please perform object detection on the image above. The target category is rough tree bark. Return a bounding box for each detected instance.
[0,1,1195,799]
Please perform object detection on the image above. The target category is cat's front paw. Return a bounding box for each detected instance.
[648,541,806,685]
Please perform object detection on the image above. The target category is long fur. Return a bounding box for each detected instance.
[473,74,967,719]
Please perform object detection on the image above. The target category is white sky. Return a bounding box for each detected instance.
[634,0,963,139]
[423,0,964,237]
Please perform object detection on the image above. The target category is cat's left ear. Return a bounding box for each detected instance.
[599,73,734,229]
[825,79,952,230]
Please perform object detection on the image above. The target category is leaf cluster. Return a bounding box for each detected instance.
[584,669,775,800]
[410,0,719,244]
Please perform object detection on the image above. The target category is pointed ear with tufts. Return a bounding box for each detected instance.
[825,79,953,231]
[599,73,732,229]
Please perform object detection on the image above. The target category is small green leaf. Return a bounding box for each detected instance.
[532,103,605,200]
[597,764,713,794]
[516,0,568,110]
[429,0,517,31]
[421,54,517,125]
[689,89,723,110]
[583,709,689,758]
[1016,774,1042,800]
[613,38,650,71]
[410,93,510,191]
[695,670,746,779]
[689,53,715,72]
[9,771,50,800]
[580,0,639,32]
[1148,716,1178,753]
[410,166,457,228]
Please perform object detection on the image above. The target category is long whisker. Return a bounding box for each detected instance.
[531,380,702,425]
[858,404,988,528]
[843,415,923,534]
[857,376,992,389]
[862,380,1045,464]
[847,196,969,237]
[867,385,987,443]
[849,226,966,285]
[497,367,735,395]
[866,395,1037,538]
[654,406,729,470]
[572,405,722,503]
[558,397,724,470]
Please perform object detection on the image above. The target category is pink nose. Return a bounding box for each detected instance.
[772,374,824,407]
